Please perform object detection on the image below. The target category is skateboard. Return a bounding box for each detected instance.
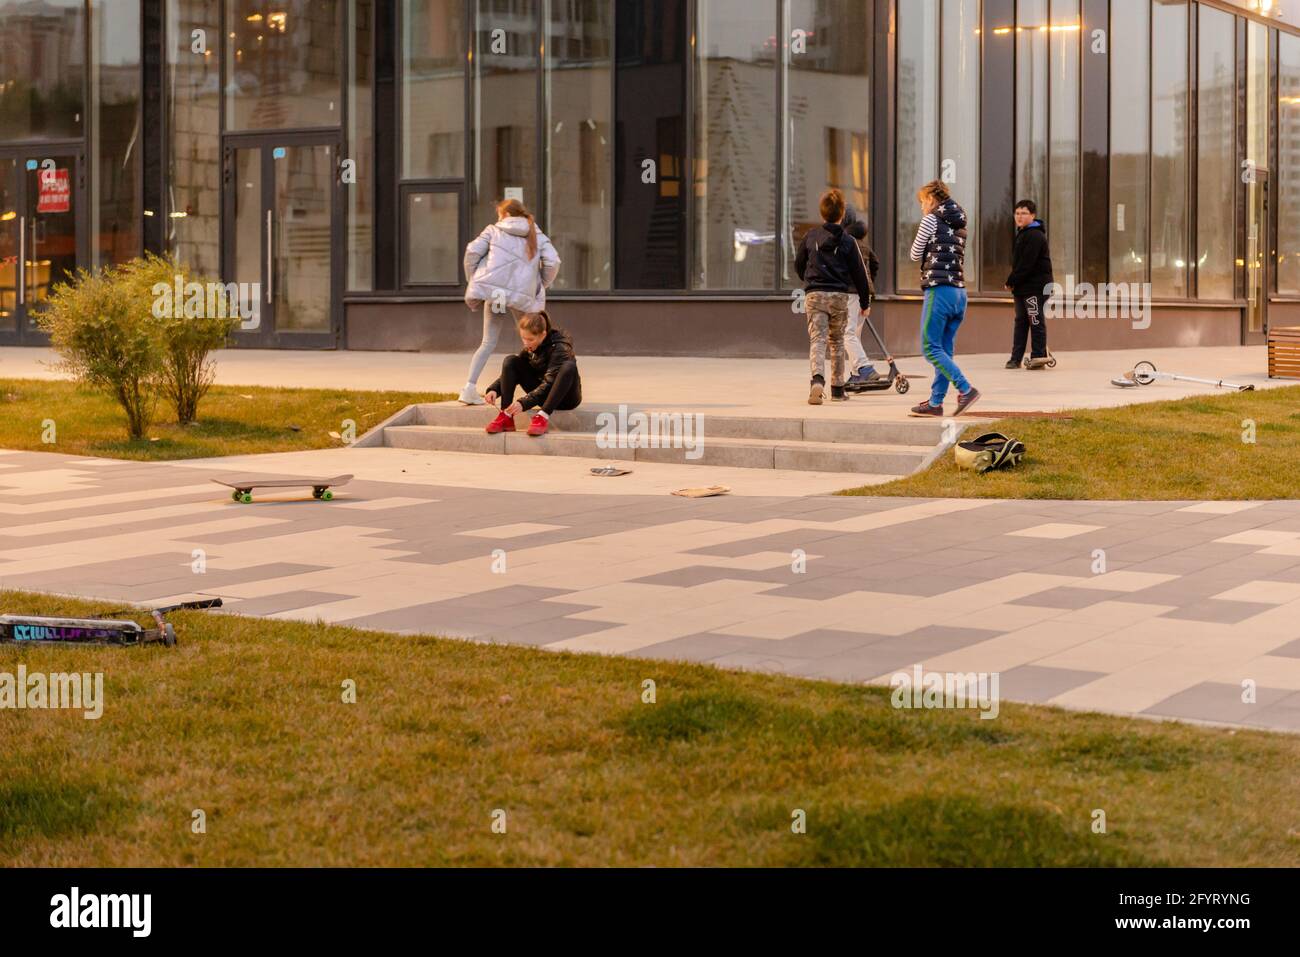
[213,474,353,504]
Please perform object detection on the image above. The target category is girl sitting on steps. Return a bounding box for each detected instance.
[483,311,583,438]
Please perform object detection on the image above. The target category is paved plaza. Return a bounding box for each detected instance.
[3,445,1300,732]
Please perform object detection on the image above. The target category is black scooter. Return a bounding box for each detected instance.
[845,311,912,395]
[0,598,223,647]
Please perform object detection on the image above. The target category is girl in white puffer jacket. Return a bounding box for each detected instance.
[459,199,561,405]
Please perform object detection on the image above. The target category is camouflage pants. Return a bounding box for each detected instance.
[805,291,849,387]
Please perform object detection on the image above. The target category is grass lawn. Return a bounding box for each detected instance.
[1,591,1296,867]
[0,378,450,461]
[844,385,1300,500]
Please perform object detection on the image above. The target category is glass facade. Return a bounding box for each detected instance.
[6,1,1300,348]
[1198,4,1237,299]
[895,0,938,290]
[1109,0,1150,286]
[692,0,777,290]
[1279,32,1300,294]
[782,0,873,289]
[1151,0,1189,298]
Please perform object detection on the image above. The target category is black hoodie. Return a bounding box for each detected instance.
[842,204,880,302]
[795,221,872,310]
[1005,219,1055,298]
[485,318,581,411]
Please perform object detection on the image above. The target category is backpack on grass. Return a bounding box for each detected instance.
[954,433,1025,474]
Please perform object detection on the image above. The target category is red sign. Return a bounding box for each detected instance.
[37,169,70,214]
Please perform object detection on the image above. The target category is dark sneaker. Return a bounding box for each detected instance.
[808,380,825,405]
[908,401,943,418]
[955,387,982,416]
[845,368,882,392]
[1005,360,1021,370]
[830,386,849,402]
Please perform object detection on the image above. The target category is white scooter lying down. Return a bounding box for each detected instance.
[1111,360,1256,393]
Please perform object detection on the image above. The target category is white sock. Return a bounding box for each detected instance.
[464,381,476,391]
[537,410,550,420]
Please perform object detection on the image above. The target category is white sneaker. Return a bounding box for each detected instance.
[458,385,485,406]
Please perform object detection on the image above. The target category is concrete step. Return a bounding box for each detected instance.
[411,402,949,447]
[383,425,934,476]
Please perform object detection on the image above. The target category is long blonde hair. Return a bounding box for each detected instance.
[917,180,951,210]
[496,198,538,260]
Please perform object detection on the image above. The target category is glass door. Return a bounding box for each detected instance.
[223,132,342,348]
[0,148,83,345]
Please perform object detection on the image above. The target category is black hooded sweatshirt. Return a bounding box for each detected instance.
[795,221,872,311]
[485,321,581,411]
[1005,219,1055,298]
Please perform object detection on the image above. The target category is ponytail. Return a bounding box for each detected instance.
[496,198,539,260]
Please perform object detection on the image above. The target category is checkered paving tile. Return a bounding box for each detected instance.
[3,450,1300,732]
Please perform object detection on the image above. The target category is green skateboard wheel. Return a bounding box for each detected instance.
[231,490,241,502]
[239,492,253,504]
[320,489,333,501]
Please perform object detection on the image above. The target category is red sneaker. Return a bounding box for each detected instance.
[527,414,549,437]
[485,411,515,434]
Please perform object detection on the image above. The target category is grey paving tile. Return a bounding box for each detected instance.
[771,628,892,658]
[633,633,775,663]
[996,665,1107,703]
[1160,600,1277,625]
[221,591,354,616]
[1268,638,1300,659]
[1144,681,1294,725]
[1008,587,1116,611]
[1242,692,1300,732]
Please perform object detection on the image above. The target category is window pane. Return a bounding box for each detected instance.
[0,0,85,141]
[402,0,466,179]
[1279,32,1300,295]
[1048,0,1080,285]
[90,0,142,266]
[942,0,980,290]
[472,0,539,232]
[1109,0,1149,285]
[1151,0,1189,298]
[407,191,460,283]
[782,0,871,290]
[349,0,374,290]
[1197,5,1236,300]
[613,0,686,289]
[225,0,343,131]
[693,0,776,290]
[544,0,612,290]
[166,0,222,276]
[896,0,938,290]
[1016,0,1048,208]
[981,0,1016,289]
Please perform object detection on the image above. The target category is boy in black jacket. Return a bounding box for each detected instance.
[1003,199,1055,369]
[795,189,872,405]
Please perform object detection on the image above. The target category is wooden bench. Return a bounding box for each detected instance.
[1268,326,1300,380]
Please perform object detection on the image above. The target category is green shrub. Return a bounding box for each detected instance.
[38,266,163,440]
[38,256,238,439]
[121,254,239,426]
